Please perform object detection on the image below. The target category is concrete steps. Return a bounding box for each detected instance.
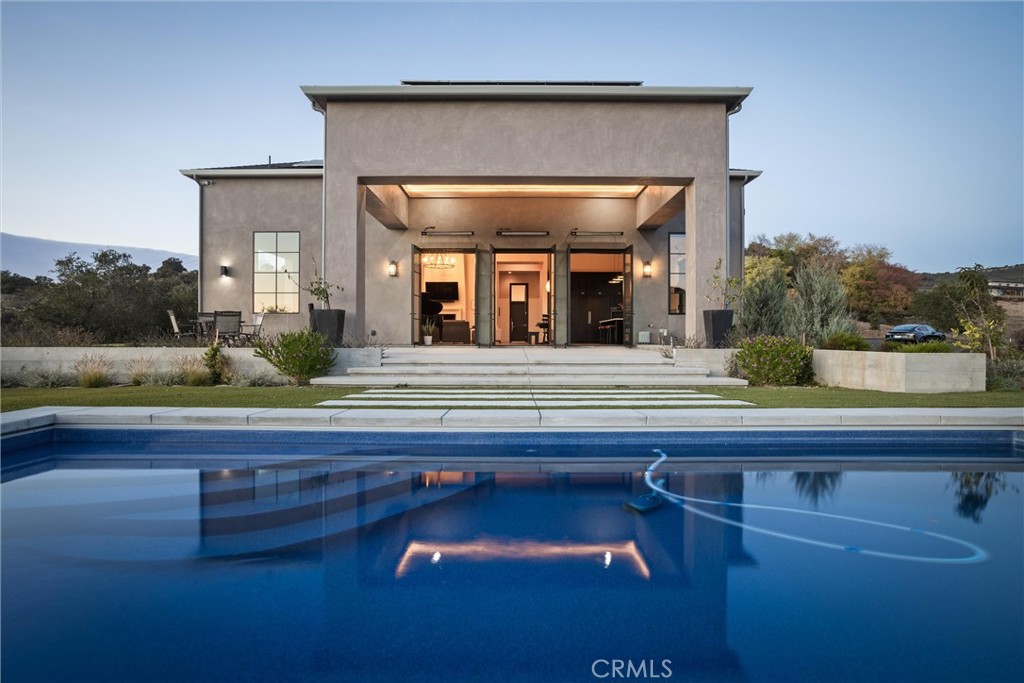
[311,346,747,387]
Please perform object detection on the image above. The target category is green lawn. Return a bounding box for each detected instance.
[1,384,1021,412]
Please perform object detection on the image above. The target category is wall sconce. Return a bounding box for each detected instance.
[387,260,399,277]
[642,262,652,278]
[220,265,230,277]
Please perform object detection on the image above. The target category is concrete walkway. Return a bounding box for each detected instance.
[2,406,1021,433]
[317,387,754,408]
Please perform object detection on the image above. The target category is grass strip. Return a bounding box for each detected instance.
[1,384,1021,412]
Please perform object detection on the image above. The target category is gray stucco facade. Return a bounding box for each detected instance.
[182,82,757,347]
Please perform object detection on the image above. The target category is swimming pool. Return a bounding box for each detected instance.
[3,447,1022,682]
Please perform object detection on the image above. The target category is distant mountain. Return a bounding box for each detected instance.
[0,232,197,279]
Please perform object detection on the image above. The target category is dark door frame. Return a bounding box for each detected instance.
[509,282,529,343]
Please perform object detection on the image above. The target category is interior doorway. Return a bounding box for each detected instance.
[567,248,632,345]
[412,247,477,344]
[509,283,528,342]
[492,249,553,346]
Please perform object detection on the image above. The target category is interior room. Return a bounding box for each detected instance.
[493,252,551,345]
[569,251,626,344]
[419,249,476,344]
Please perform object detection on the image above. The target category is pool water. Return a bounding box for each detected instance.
[3,462,1022,682]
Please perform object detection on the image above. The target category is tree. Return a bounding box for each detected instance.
[21,250,198,344]
[949,264,1006,360]
[841,246,921,324]
[786,261,855,347]
[735,264,789,338]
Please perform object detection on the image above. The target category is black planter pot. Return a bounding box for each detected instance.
[308,305,346,346]
[703,309,734,348]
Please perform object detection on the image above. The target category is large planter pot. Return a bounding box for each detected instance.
[308,306,345,346]
[703,309,734,348]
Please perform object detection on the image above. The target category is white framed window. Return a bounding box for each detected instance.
[253,232,299,313]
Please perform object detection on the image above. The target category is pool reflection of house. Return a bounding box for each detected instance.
[198,467,754,680]
[182,80,758,347]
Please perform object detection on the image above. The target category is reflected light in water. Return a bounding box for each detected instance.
[395,539,650,579]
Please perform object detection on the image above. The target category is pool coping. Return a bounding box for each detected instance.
[2,405,1022,435]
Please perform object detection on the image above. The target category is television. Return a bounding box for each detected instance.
[424,281,459,302]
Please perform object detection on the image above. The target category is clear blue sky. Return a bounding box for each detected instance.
[2,1,1021,273]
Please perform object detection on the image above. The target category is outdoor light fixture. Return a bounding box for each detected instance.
[420,226,475,237]
[388,261,399,277]
[220,265,230,277]
[570,229,625,237]
[495,230,550,237]
[643,262,652,278]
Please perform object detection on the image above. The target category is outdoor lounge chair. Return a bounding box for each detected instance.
[167,310,196,340]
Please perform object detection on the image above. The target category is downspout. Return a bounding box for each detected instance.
[724,101,743,285]
[188,175,206,312]
[311,98,328,309]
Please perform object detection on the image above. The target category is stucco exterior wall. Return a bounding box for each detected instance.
[200,176,323,321]
[324,100,730,340]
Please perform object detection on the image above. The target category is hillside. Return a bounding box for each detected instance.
[0,232,197,279]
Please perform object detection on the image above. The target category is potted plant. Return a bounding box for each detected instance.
[703,258,742,348]
[421,319,437,346]
[294,260,345,346]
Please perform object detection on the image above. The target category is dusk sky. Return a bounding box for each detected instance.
[2,1,1021,273]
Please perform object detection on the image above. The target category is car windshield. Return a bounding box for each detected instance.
[891,325,917,332]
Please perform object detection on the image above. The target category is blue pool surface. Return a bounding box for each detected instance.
[2,443,1022,682]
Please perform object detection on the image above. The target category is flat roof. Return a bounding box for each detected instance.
[302,83,751,112]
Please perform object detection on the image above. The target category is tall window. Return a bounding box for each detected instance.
[253,232,299,313]
[669,233,685,314]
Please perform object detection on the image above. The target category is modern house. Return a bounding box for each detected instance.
[181,81,758,347]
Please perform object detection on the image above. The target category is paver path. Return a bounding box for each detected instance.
[318,387,755,409]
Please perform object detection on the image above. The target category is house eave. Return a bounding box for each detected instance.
[301,84,752,113]
[180,168,323,180]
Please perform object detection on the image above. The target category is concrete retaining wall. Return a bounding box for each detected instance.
[1,347,382,384]
[673,349,734,376]
[812,349,986,393]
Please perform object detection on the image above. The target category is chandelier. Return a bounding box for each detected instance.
[422,251,456,269]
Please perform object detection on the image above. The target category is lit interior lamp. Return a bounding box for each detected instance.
[388,260,399,277]
[642,262,652,278]
[220,265,230,277]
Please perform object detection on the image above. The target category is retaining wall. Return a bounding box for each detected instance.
[812,349,986,393]
[0,347,382,384]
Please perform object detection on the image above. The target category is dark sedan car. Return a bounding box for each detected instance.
[885,324,947,343]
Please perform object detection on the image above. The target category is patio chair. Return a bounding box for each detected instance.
[239,312,265,346]
[213,310,242,345]
[196,311,216,338]
[167,310,196,340]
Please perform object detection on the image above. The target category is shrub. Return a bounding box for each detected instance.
[822,331,870,351]
[173,355,210,386]
[892,341,956,354]
[253,328,336,385]
[2,324,102,347]
[202,341,230,384]
[73,353,114,388]
[229,371,284,387]
[734,336,814,386]
[124,357,156,385]
[1,367,76,388]
[987,357,1024,391]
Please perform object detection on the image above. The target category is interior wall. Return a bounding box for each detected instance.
[494,270,542,344]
